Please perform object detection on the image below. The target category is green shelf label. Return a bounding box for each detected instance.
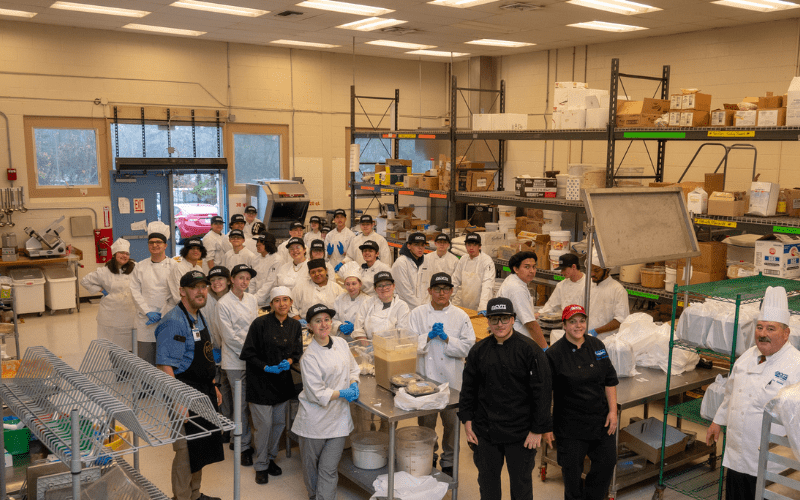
[627,289,659,300]
[502,266,511,273]
[622,131,686,139]
[553,275,565,281]
[773,225,800,235]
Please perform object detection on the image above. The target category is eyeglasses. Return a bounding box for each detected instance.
[148,241,165,246]
[488,316,514,325]
[431,286,451,293]
[375,283,392,290]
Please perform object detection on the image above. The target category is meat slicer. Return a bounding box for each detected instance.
[23,216,67,258]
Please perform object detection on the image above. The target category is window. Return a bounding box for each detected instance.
[110,122,222,159]
[24,116,110,198]
[345,129,440,189]
[224,123,289,194]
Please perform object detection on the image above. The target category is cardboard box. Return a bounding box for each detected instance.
[419,176,439,191]
[472,113,493,131]
[618,98,670,116]
[755,234,800,279]
[586,108,609,128]
[676,267,726,286]
[649,181,704,204]
[758,92,783,109]
[515,217,543,235]
[529,234,551,271]
[707,191,749,217]
[617,114,659,128]
[560,109,586,129]
[705,173,725,197]
[669,94,683,110]
[457,171,495,192]
[749,181,780,216]
[711,109,735,126]
[406,174,422,189]
[515,177,557,198]
[493,113,528,131]
[619,418,689,464]
[680,111,709,127]
[668,112,682,127]
[682,93,712,111]
[677,241,727,274]
[734,110,757,127]
[757,108,786,127]
[787,106,800,127]
[784,188,800,217]
[386,159,412,167]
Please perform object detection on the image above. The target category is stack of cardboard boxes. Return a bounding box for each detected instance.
[668,92,711,127]
[552,82,610,130]
[731,92,786,127]
[616,98,670,128]
[676,241,727,285]
[472,113,528,131]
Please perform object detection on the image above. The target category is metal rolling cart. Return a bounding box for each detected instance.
[755,408,800,500]
[0,339,236,499]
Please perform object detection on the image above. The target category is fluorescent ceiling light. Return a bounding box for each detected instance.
[296,0,392,16]
[271,39,341,48]
[170,0,269,17]
[428,0,500,7]
[568,20,647,31]
[337,17,406,31]
[711,0,799,12]
[466,39,535,47]
[0,8,37,17]
[406,49,470,57]
[51,1,149,17]
[123,23,205,36]
[366,40,436,50]
[567,0,660,15]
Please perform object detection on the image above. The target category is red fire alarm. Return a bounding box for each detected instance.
[7,169,16,181]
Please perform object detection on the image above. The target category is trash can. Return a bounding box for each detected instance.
[9,268,45,316]
[43,267,76,314]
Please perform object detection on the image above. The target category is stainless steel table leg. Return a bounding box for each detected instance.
[452,421,460,500]
[609,406,621,500]
[388,421,395,500]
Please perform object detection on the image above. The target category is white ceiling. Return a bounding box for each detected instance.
[3,0,800,60]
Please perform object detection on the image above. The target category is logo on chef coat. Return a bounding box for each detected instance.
[775,371,788,385]
[595,349,608,360]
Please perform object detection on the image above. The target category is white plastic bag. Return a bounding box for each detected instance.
[605,335,638,377]
[676,300,726,347]
[638,324,699,375]
[394,383,450,411]
[766,383,800,464]
[707,305,757,357]
[700,374,728,421]
[618,314,659,357]
[371,471,448,500]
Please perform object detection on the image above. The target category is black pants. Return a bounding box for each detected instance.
[473,437,537,500]
[725,468,756,500]
[556,432,616,500]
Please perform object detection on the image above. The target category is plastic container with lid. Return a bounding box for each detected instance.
[640,266,666,288]
[9,268,45,315]
[549,230,571,251]
[549,249,569,270]
[396,426,437,476]
[373,328,417,390]
[43,266,76,313]
[351,432,389,470]
[619,264,645,284]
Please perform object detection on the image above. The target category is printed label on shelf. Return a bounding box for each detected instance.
[627,289,659,300]
[707,131,755,138]
[429,193,447,199]
[418,134,436,139]
[398,134,416,139]
[360,186,375,190]
[773,225,800,235]
[398,190,413,195]
[694,217,737,228]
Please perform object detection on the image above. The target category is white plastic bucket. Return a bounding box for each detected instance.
[550,249,569,270]
[351,432,389,470]
[549,230,570,251]
[665,267,677,289]
[619,264,645,283]
[541,210,563,225]
[568,164,591,177]
[396,426,437,477]
[485,222,499,232]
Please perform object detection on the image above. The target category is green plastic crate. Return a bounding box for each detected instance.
[4,419,31,455]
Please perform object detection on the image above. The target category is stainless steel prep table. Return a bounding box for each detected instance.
[540,366,724,500]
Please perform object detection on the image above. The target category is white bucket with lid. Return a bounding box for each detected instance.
[549,249,569,270]
[549,230,571,251]
[351,432,389,470]
[498,205,516,220]
[619,264,645,283]
[541,210,563,225]
[396,426,438,477]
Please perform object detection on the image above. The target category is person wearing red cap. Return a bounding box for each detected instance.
[545,304,619,500]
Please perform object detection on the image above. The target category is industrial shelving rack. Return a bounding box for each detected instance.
[654,276,800,500]
[755,409,800,500]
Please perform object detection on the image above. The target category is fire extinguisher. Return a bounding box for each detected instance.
[94,229,113,263]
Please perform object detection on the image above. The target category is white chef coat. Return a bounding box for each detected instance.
[333,291,369,333]
[410,303,476,392]
[244,238,258,255]
[352,295,411,340]
[167,258,204,305]
[243,218,263,240]
[391,254,430,310]
[224,247,257,270]
[251,252,283,307]
[80,265,136,350]
[588,277,629,334]
[452,252,495,312]
[324,227,355,267]
[204,292,226,351]
[713,342,800,476]
[129,257,177,343]
[292,335,360,439]
[273,259,309,290]
[496,273,536,338]
[276,239,291,265]
[352,260,391,297]
[202,230,226,267]
[220,232,234,255]
[216,291,258,370]
[538,274,589,317]
[423,251,459,281]
[344,232,393,266]
[304,230,323,249]
[292,278,343,320]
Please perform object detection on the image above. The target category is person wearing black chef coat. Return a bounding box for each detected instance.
[545,304,619,500]
[155,270,224,500]
[458,297,552,500]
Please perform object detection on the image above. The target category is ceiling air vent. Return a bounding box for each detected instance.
[499,3,542,11]
[276,10,304,17]
[379,26,420,35]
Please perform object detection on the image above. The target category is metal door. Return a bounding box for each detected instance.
[109,171,172,262]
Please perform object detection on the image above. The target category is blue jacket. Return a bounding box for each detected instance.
[155,304,206,374]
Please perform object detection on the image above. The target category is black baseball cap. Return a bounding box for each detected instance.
[251,221,266,236]
[244,205,257,214]
[465,233,482,245]
[556,253,580,271]
[359,214,374,224]
[228,229,245,240]
[230,264,257,278]
[333,209,347,218]
[359,240,379,252]
[185,238,204,250]
[208,266,230,279]
[180,270,209,288]
[486,297,515,317]
[429,272,453,288]
[307,258,327,271]
[310,216,321,224]
[306,303,336,323]
[210,216,224,225]
[286,237,305,248]
[310,239,325,251]
[230,214,245,224]
[435,233,451,244]
[407,232,426,245]
[320,223,331,232]
[373,271,394,285]
[290,221,304,230]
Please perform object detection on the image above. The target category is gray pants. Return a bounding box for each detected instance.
[172,428,202,500]
[217,366,232,419]
[250,401,287,471]
[418,407,459,468]
[137,341,156,366]
[299,436,346,500]
[225,369,252,450]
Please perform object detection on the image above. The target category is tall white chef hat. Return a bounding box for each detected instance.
[339,261,362,282]
[147,221,170,243]
[110,238,130,255]
[589,247,605,269]
[759,286,790,326]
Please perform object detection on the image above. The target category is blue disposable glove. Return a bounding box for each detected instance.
[438,331,449,342]
[337,241,345,255]
[212,348,221,364]
[145,311,161,325]
[349,382,359,399]
[264,364,281,374]
[339,387,357,402]
[428,322,444,340]
[589,329,598,337]
[327,243,334,256]
[299,319,308,328]
[339,321,354,335]
[101,290,109,297]
[335,262,344,272]
[278,360,291,372]
[478,310,486,317]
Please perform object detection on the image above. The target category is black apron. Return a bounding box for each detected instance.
[175,303,225,473]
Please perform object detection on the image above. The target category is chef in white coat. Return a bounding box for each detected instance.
[324,209,354,268]
[224,229,257,270]
[496,250,547,349]
[332,263,369,336]
[347,240,391,296]
[308,239,337,279]
[168,238,206,305]
[352,271,411,340]
[424,233,459,281]
[269,237,308,291]
[292,259,343,321]
[586,249,630,337]
[80,238,136,350]
[452,233,495,315]
[303,216,323,249]
[244,222,266,254]
[277,222,306,264]
[221,214,245,255]
[343,214,393,267]
[202,216,227,269]
[536,253,588,319]
[251,233,282,307]
[130,221,176,364]
[707,286,800,500]
[243,205,262,240]
[410,272,476,477]
[391,232,430,310]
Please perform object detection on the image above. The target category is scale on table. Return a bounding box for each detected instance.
[23,216,68,258]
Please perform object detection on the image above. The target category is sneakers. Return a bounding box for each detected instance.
[266,460,282,476]
[241,448,254,466]
[198,494,221,500]
[255,470,269,484]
